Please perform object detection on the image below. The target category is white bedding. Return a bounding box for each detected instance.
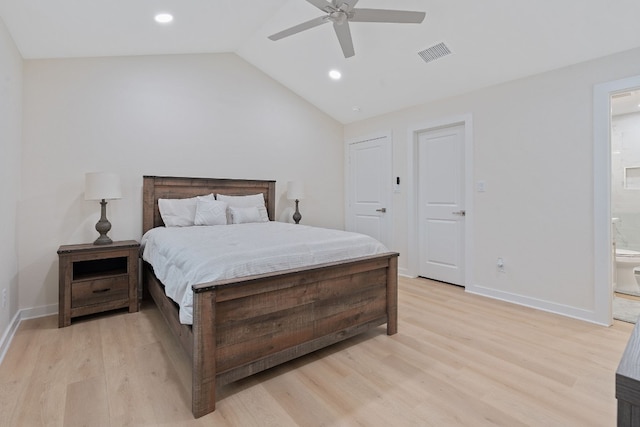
[141,222,389,324]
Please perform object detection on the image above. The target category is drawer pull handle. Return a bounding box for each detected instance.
[93,288,111,294]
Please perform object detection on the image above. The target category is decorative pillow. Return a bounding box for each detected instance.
[158,194,214,227]
[194,197,227,226]
[216,193,269,222]
[229,206,262,224]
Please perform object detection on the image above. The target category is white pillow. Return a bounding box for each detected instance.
[194,198,227,226]
[216,193,269,222]
[229,206,262,224]
[158,194,214,227]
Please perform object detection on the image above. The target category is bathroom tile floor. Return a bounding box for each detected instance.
[616,292,640,302]
[616,289,640,298]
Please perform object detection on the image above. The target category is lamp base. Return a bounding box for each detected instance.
[93,234,113,245]
[293,199,302,224]
[94,199,113,245]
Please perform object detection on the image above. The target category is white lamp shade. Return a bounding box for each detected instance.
[85,172,122,200]
[287,181,305,200]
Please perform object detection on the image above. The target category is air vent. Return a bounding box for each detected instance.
[418,42,452,64]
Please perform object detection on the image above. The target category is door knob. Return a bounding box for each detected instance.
[376,208,387,213]
[452,210,466,216]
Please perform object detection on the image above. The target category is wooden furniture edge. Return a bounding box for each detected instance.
[617,321,640,426]
[386,254,399,335]
[57,240,140,254]
[192,287,216,417]
[191,253,399,293]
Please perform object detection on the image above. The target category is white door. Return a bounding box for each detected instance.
[418,125,465,285]
[346,135,391,248]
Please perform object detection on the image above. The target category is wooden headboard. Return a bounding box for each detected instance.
[142,176,276,234]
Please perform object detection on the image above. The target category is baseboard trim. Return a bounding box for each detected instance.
[0,310,21,366]
[465,284,606,326]
[0,304,58,366]
[21,303,58,320]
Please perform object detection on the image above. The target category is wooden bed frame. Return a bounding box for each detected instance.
[142,175,399,418]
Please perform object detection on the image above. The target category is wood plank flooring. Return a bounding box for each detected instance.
[0,277,633,426]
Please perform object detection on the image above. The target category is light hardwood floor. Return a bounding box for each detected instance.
[0,277,633,426]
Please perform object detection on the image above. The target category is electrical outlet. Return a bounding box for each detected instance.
[1,288,6,309]
[496,258,505,273]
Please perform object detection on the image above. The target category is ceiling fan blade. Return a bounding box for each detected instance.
[305,0,336,13]
[350,8,426,24]
[333,20,355,58]
[268,16,329,41]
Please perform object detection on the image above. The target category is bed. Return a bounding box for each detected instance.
[141,175,399,418]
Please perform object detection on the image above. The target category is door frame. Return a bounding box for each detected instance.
[344,131,393,249]
[593,75,640,326]
[407,114,474,285]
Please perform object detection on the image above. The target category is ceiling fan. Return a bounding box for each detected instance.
[268,0,426,58]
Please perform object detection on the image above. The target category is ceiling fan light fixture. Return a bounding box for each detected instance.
[329,69,342,80]
[154,13,174,24]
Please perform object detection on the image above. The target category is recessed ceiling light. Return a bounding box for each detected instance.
[328,69,342,80]
[154,13,174,24]
[352,106,361,112]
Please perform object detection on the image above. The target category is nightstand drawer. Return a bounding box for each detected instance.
[71,275,129,308]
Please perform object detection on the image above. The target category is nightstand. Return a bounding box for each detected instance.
[57,240,139,327]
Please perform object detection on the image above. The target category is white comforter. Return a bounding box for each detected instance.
[141,222,389,324]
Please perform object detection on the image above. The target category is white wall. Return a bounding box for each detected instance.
[612,112,640,251]
[20,53,344,313]
[0,17,22,344]
[12,42,640,325]
[345,47,640,322]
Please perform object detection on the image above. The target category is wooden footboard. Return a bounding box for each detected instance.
[144,252,398,418]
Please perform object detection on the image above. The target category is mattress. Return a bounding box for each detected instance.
[141,221,389,324]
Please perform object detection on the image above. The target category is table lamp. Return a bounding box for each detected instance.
[287,181,305,224]
[85,172,122,245]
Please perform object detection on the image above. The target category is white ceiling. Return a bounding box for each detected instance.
[1,0,640,123]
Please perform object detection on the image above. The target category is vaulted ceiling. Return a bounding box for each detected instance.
[1,0,640,123]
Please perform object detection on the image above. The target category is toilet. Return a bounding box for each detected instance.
[615,248,640,295]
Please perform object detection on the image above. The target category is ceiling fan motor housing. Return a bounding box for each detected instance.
[330,11,348,24]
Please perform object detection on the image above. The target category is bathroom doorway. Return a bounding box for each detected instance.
[594,75,640,326]
[611,89,640,322]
